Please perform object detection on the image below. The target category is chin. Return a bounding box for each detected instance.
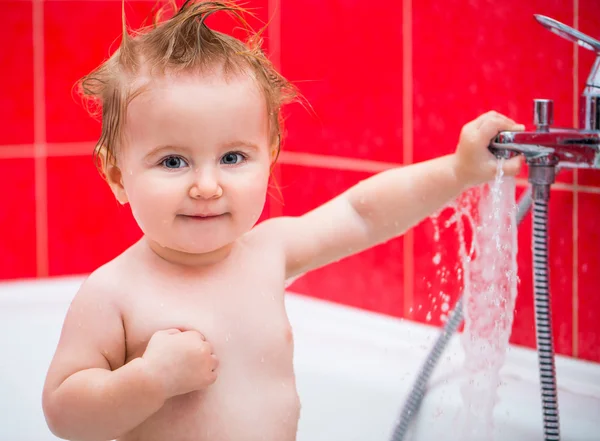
[168,239,224,255]
[174,231,240,255]
[180,242,232,255]
[147,219,255,256]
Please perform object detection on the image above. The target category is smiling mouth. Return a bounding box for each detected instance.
[179,213,227,220]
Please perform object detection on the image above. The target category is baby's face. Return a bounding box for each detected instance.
[116,69,272,256]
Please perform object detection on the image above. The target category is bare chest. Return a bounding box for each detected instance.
[117,251,300,440]
[122,264,292,370]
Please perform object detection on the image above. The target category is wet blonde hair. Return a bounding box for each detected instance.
[77,0,299,175]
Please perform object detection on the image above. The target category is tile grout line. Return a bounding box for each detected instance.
[402,0,414,320]
[5,143,600,193]
[267,0,283,219]
[279,151,399,173]
[572,0,579,359]
[33,0,49,278]
[13,0,153,1]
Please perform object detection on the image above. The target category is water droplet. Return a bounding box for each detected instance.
[160,303,164,307]
[432,252,441,265]
[225,333,231,342]
[261,356,265,363]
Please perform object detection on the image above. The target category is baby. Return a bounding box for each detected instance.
[41,1,524,440]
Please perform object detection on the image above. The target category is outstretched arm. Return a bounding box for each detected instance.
[269,111,524,280]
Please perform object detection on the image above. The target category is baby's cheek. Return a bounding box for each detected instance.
[129,204,149,233]
[128,197,169,239]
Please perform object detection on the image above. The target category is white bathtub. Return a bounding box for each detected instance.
[1,276,599,441]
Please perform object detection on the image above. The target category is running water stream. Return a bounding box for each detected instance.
[450,161,520,441]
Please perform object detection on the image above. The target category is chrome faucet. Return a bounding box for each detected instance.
[489,14,600,179]
[486,15,600,441]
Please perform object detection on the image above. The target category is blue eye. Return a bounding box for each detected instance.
[161,156,188,169]
[221,152,246,165]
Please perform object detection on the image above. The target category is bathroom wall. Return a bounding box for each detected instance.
[2,0,599,362]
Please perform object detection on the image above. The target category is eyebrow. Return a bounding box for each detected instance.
[144,145,185,159]
[221,140,261,151]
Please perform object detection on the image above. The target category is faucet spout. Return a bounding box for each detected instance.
[489,15,600,169]
[581,57,600,130]
[534,14,600,131]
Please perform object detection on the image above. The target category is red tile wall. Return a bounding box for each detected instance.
[2,0,599,363]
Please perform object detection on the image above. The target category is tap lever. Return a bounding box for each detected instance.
[534,99,554,132]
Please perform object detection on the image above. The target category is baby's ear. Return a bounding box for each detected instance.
[100,147,129,205]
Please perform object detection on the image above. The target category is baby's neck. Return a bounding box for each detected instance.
[143,237,237,269]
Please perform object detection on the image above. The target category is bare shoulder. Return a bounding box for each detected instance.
[246,197,367,280]
[246,216,295,252]
[72,250,133,317]
[246,216,309,279]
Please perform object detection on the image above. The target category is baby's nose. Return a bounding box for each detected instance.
[189,171,223,200]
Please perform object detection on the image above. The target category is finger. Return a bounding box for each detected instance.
[472,110,498,128]
[482,114,518,130]
[192,329,206,340]
[162,328,182,335]
[202,341,214,354]
[461,111,492,133]
[182,329,206,340]
[207,370,218,384]
[473,111,510,129]
[480,117,525,143]
[474,111,518,129]
[501,155,524,177]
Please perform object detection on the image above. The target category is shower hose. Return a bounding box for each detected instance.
[390,180,561,441]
